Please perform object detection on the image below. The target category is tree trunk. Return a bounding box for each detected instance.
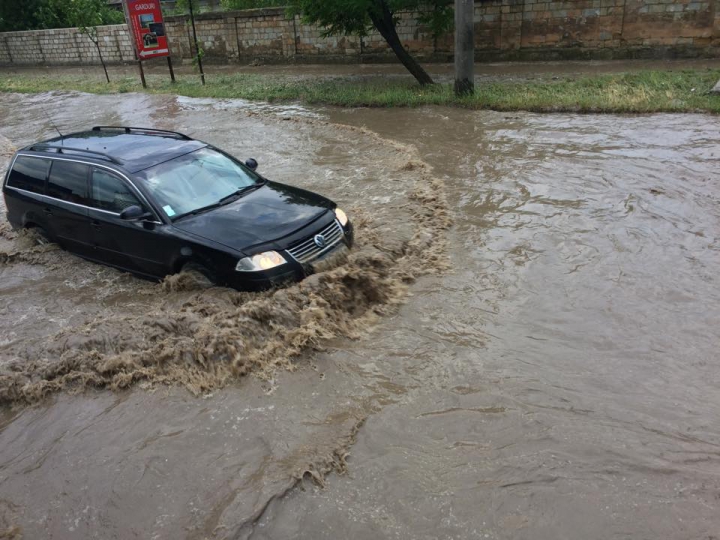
[95,40,110,83]
[369,1,434,86]
[89,31,110,83]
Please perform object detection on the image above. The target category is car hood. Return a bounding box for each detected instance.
[171,181,334,253]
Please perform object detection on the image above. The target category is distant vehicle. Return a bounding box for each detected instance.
[2,127,353,290]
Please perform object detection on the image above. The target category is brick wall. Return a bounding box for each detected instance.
[0,0,718,67]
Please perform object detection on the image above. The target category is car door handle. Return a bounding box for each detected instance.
[92,220,102,230]
[43,207,53,215]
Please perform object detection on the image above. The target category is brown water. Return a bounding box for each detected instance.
[0,93,449,406]
[0,93,719,539]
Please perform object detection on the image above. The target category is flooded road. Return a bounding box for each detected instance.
[256,107,720,539]
[1,92,719,539]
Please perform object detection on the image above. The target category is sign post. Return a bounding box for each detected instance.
[122,0,174,87]
[188,0,205,86]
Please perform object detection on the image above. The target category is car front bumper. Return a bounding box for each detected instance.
[225,220,354,291]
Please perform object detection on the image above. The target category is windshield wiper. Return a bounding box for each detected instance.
[173,202,224,221]
[216,183,263,205]
[173,183,266,221]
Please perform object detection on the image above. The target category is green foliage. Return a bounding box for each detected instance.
[0,0,123,31]
[192,43,206,69]
[0,0,44,32]
[217,0,455,40]
[173,0,197,12]
[417,2,453,40]
[284,0,452,38]
[220,0,287,9]
[282,0,448,84]
[173,0,223,14]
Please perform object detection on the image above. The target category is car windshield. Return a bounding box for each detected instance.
[138,147,262,219]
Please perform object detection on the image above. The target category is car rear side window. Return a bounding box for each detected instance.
[47,161,90,205]
[90,169,141,213]
[7,156,50,194]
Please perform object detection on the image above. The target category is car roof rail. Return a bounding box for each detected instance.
[28,144,123,165]
[91,126,193,140]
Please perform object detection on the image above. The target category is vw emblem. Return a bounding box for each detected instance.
[314,234,326,248]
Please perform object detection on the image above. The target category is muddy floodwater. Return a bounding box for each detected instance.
[0,92,719,539]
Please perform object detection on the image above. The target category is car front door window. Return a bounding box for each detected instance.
[90,168,142,213]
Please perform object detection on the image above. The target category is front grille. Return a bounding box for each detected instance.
[286,219,345,264]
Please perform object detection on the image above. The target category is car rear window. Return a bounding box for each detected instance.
[90,168,141,213]
[7,156,50,194]
[47,160,90,205]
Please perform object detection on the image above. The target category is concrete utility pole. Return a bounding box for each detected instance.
[454,0,475,96]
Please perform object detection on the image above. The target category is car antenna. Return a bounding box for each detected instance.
[40,103,64,143]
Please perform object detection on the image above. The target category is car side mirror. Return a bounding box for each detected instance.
[245,158,258,171]
[120,205,147,220]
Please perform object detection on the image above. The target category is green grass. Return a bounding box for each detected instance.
[0,68,718,113]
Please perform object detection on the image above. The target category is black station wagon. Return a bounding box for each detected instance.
[2,127,353,290]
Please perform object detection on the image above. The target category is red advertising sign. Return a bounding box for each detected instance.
[123,0,170,60]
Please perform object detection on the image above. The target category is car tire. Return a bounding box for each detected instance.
[180,262,216,288]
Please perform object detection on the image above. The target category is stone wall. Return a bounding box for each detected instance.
[0,0,718,67]
[0,25,136,66]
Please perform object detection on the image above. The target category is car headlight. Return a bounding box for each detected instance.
[335,207,349,226]
[236,251,287,272]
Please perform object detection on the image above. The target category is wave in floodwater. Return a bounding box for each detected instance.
[0,127,450,406]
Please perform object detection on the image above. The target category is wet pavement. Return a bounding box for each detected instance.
[0,92,719,539]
